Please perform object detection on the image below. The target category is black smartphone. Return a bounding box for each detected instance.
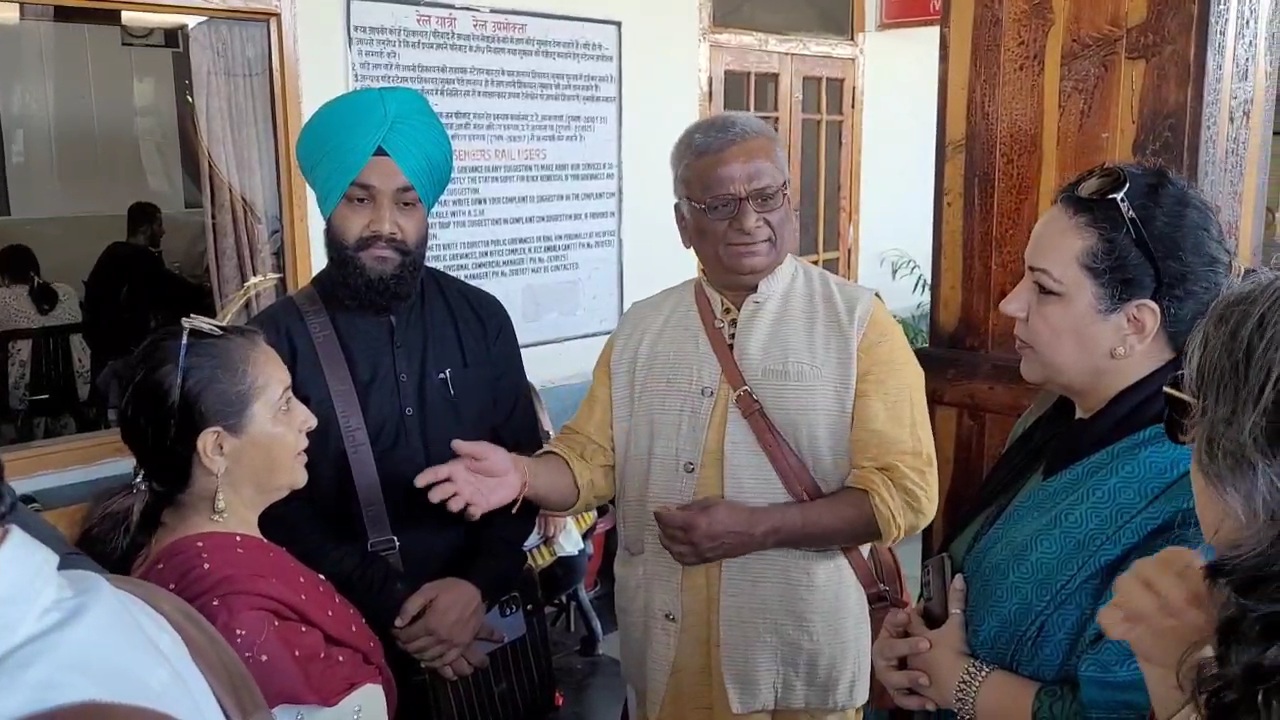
[920,553,955,630]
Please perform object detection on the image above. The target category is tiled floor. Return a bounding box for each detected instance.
[552,535,923,718]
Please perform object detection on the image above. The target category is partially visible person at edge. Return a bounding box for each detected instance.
[414,111,940,720]
[0,467,223,720]
[0,465,100,571]
[868,162,1233,719]
[248,86,542,714]
[1098,269,1280,720]
[77,322,397,718]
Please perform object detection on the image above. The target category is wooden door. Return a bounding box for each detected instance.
[710,47,859,278]
[790,56,857,277]
[923,0,1216,547]
[710,47,790,138]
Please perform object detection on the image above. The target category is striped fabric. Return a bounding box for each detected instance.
[525,510,598,572]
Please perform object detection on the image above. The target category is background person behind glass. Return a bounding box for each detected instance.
[83,201,209,399]
[0,243,91,440]
[1099,270,1280,720]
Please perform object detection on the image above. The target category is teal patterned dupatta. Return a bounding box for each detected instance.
[956,425,1198,719]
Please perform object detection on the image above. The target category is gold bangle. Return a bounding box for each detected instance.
[512,458,531,513]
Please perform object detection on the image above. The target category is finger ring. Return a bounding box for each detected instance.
[949,608,964,615]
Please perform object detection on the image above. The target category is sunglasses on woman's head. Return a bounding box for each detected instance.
[1073,165,1163,297]
[1163,373,1195,445]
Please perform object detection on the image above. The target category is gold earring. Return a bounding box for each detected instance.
[1110,346,1128,360]
[210,471,228,523]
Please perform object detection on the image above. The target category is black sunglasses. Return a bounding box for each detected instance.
[1072,166,1163,297]
[684,182,789,222]
[1163,373,1195,445]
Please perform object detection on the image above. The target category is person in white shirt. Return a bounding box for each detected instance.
[0,520,225,719]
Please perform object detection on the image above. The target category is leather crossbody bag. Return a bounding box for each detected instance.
[694,283,910,711]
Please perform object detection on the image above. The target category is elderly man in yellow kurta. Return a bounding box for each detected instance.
[415,112,939,720]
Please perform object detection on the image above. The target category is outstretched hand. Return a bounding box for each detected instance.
[414,439,525,519]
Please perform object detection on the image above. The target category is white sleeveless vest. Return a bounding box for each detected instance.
[608,256,878,715]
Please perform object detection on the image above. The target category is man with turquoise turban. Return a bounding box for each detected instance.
[250,87,546,719]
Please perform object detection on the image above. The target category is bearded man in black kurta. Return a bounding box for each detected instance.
[250,87,541,717]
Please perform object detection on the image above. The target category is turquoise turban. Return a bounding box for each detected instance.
[296,87,454,218]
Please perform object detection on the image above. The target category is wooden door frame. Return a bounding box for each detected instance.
[1,0,310,480]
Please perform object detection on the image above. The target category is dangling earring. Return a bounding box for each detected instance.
[210,470,228,523]
[1110,346,1128,360]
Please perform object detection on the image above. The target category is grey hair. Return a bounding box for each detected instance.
[1183,269,1280,530]
[669,112,787,202]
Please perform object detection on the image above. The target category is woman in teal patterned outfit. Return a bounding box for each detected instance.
[869,163,1234,719]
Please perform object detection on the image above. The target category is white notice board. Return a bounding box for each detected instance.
[348,1,623,347]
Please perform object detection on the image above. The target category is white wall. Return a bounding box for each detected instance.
[854,25,940,316]
[295,0,701,387]
[0,19,194,286]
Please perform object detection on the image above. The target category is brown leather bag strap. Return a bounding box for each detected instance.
[107,576,272,720]
[293,285,403,571]
[693,283,904,609]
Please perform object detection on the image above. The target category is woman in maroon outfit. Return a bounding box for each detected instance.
[79,319,396,719]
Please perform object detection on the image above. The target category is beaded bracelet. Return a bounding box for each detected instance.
[953,657,997,720]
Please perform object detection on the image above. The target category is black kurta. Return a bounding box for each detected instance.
[250,266,541,636]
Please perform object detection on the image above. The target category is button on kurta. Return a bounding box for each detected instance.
[682,461,695,473]
[700,386,714,398]
[663,611,677,622]
[405,407,414,416]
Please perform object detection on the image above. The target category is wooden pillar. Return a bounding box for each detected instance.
[922,0,1280,547]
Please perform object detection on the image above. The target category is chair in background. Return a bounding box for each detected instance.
[0,323,91,442]
[527,382,616,657]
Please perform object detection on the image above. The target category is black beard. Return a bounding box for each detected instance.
[323,225,428,313]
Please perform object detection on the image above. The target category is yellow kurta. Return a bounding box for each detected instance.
[543,296,937,720]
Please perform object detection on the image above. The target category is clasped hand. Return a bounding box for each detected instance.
[652,497,762,566]
[415,439,524,519]
[871,574,973,711]
[393,577,504,681]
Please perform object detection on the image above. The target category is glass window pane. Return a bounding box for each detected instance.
[799,119,820,256]
[753,73,778,113]
[713,0,853,39]
[825,78,843,115]
[0,3,283,446]
[822,120,842,255]
[822,256,839,275]
[723,71,750,111]
[802,77,821,115]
